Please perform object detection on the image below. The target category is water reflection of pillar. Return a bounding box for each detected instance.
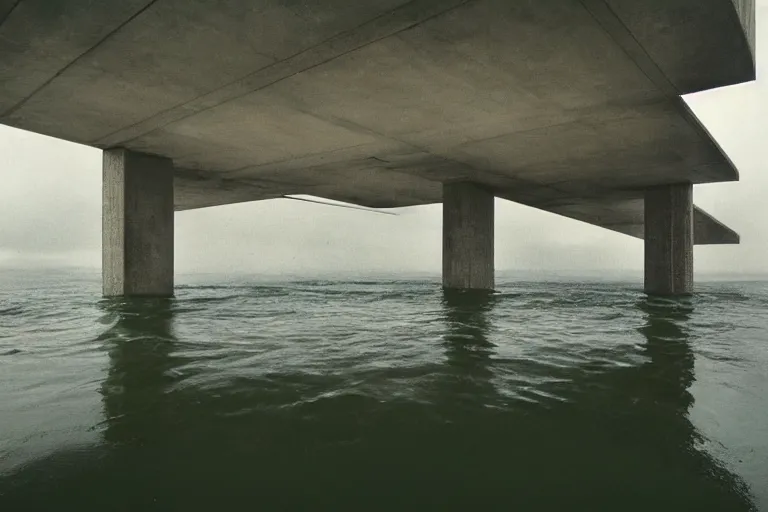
[440,289,497,407]
[636,296,695,412]
[98,297,177,447]
[634,296,755,510]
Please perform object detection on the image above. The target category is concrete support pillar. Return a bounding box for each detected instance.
[644,183,693,296]
[442,182,494,290]
[103,149,174,297]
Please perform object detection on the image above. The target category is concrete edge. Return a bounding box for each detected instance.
[0,0,19,26]
[693,205,740,245]
[677,97,740,183]
[732,0,757,72]
[579,205,739,245]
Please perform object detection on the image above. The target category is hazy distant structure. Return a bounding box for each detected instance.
[0,0,755,296]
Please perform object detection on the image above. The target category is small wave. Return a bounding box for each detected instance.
[0,305,24,316]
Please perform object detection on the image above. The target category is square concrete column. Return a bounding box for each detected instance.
[103,149,174,297]
[443,182,494,290]
[644,183,693,296]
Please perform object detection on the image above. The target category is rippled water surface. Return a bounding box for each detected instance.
[1,269,767,510]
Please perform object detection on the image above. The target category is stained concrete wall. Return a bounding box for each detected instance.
[644,184,694,296]
[442,183,494,290]
[103,149,174,297]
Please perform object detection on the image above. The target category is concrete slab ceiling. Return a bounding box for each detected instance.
[0,0,755,244]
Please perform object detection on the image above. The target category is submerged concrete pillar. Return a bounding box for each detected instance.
[442,182,494,290]
[103,149,174,297]
[644,183,693,296]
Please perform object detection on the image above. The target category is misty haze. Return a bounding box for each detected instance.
[2,1,767,510]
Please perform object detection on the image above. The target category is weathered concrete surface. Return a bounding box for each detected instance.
[103,149,174,297]
[0,0,755,243]
[644,184,694,296]
[443,182,494,290]
[494,189,739,246]
[732,0,758,65]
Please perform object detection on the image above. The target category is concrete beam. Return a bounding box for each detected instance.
[442,182,494,290]
[0,1,751,248]
[103,149,174,297]
[644,184,693,296]
[694,207,740,245]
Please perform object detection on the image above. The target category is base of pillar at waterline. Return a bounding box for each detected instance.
[442,182,495,291]
[102,148,175,298]
[643,183,693,296]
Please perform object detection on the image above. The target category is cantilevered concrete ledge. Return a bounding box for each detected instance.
[0,0,755,295]
[0,2,754,219]
[494,188,740,246]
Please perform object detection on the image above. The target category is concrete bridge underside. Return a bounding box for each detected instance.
[0,0,756,295]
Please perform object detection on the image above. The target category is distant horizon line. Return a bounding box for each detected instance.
[1,265,767,281]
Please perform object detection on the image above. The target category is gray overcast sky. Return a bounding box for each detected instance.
[1,4,766,277]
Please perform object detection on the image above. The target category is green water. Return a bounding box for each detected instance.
[1,270,767,510]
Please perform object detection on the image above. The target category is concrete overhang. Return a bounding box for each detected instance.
[0,0,755,244]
